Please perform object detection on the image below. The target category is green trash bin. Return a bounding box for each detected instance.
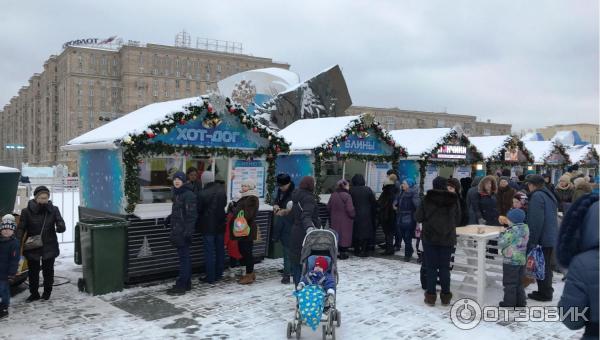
[74,223,82,265]
[79,218,128,295]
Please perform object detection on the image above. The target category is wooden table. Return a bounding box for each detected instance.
[452,225,505,304]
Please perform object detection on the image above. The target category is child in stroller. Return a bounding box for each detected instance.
[287,228,340,339]
[297,256,336,312]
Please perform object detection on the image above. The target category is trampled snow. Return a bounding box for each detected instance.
[389,128,452,157]
[468,135,511,160]
[0,243,581,339]
[523,141,556,164]
[279,116,359,150]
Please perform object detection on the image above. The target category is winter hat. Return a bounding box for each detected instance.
[314,256,328,272]
[507,208,526,224]
[173,171,186,183]
[514,191,528,205]
[242,179,257,190]
[336,179,349,189]
[276,173,292,186]
[1,214,16,231]
[388,174,398,183]
[525,174,545,186]
[34,185,50,198]
[201,171,215,185]
[447,178,461,192]
[299,176,315,193]
[432,176,448,191]
[403,178,416,188]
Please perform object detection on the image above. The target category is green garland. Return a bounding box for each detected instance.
[416,130,483,193]
[121,100,290,213]
[311,114,407,198]
[486,136,534,172]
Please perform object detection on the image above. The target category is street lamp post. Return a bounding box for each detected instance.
[4,144,25,168]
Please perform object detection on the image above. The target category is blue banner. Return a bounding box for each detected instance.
[397,160,420,190]
[333,129,393,156]
[275,154,314,187]
[79,149,125,214]
[153,113,269,149]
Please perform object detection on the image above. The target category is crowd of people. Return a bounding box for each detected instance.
[0,165,597,338]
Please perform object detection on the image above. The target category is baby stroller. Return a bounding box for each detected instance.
[287,227,341,339]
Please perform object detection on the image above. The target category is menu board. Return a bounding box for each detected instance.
[453,166,471,180]
[423,165,439,192]
[368,162,392,193]
[231,160,265,199]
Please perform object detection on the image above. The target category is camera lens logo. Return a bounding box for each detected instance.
[450,298,482,330]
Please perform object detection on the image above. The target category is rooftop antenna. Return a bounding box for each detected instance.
[175,30,191,48]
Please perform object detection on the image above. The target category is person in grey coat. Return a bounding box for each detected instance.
[557,194,598,339]
[465,176,482,225]
[524,174,558,301]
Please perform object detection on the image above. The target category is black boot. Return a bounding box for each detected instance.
[26,293,41,303]
[281,276,291,284]
[0,304,8,319]
[166,286,187,296]
[42,290,52,300]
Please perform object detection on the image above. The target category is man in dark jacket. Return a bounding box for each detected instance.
[289,176,321,286]
[197,171,227,284]
[557,194,598,339]
[349,174,377,257]
[186,167,202,195]
[416,177,461,307]
[167,172,198,295]
[16,186,66,302]
[466,176,482,225]
[525,174,558,301]
[272,173,295,284]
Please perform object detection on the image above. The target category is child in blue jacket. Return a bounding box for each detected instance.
[1,214,20,319]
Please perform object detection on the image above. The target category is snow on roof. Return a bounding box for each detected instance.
[595,144,600,157]
[217,68,300,98]
[566,144,594,164]
[551,130,582,145]
[66,97,201,149]
[389,128,452,156]
[468,135,512,160]
[523,140,556,163]
[278,116,358,150]
[0,166,19,173]
[521,132,544,141]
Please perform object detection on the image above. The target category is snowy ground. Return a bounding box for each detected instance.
[1,243,583,340]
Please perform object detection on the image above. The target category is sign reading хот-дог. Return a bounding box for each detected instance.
[153,112,269,149]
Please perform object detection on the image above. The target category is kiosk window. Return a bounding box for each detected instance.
[344,159,366,183]
[320,160,343,194]
[137,157,184,203]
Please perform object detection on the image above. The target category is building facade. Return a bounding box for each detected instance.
[345,106,511,136]
[537,123,599,144]
[0,42,289,170]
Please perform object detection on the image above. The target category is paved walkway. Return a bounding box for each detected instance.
[0,244,583,339]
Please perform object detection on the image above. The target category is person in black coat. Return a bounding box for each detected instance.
[289,176,321,286]
[349,174,377,257]
[416,177,461,307]
[16,186,66,302]
[378,179,397,256]
[477,175,500,226]
[197,171,227,284]
[466,176,482,224]
[166,172,198,295]
[1,214,19,318]
[231,180,260,285]
[272,173,295,284]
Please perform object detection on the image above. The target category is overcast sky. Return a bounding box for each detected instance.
[1,0,597,132]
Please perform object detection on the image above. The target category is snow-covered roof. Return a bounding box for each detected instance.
[595,144,600,157]
[523,141,558,164]
[521,132,544,141]
[551,130,583,145]
[389,128,452,157]
[217,68,300,98]
[0,166,19,173]
[65,97,201,150]
[566,144,596,164]
[468,135,512,160]
[278,116,359,150]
